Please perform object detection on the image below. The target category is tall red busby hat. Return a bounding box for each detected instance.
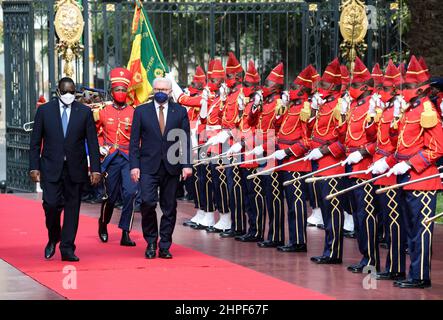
[225,52,243,75]
[371,63,383,86]
[266,62,284,85]
[340,65,350,86]
[110,67,132,89]
[321,58,342,86]
[294,64,319,89]
[244,60,260,84]
[193,66,206,85]
[418,56,431,81]
[404,55,429,85]
[209,59,225,79]
[207,59,215,79]
[383,59,402,88]
[351,57,371,84]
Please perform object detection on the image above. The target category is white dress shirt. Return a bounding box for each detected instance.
[154,100,168,124]
[59,99,72,122]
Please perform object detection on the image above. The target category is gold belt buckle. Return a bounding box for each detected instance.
[113,143,119,149]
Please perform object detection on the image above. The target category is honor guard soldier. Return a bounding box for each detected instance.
[169,66,208,228]
[305,58,346,264]
[95,67,138,246]
[248,62,287,248]
[269,65,319,252]
[338,57,379,273]
[228,60,265,242]
[367,60,407,281]
[384,56,443,288]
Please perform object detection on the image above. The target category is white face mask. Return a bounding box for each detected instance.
[60,93,75,105]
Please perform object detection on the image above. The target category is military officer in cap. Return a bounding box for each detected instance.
[95,67,138,246]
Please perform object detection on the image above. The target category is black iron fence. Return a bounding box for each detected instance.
[2,0,403,192]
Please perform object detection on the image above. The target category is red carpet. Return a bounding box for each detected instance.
[0,194,332,300]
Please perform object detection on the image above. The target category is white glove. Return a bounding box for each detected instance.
[253,91,263,106]
[219,83,228,101]
[282,91,290,106]
[227,142,242,155]
[206,135,219,146]
[342,151,363,166]
[305,148,324,161]
[201,87,210,101]
[341,96,350,115]
[393,95,408,117]
[439,101,443,117]
[367,157,390,174]
[237,93,245,111]
[215,130,230,144]
[386,161,411,177]
[200,97,208,119]
[251,145,264,156]
[99,145,110,157]
[271,149,288,160]
[368,93,380,117]
[311,92,325,110]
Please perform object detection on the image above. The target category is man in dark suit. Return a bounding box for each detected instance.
[130,77,192,259]
[29,77,101,262]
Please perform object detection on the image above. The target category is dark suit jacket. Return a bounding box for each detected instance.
[29,99,100,183]
[129,101,191,176]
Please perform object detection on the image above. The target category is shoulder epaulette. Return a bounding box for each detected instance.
[421,100,438,128]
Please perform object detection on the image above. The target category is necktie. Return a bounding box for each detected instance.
[158,105,165,135]
[62,106,68,137]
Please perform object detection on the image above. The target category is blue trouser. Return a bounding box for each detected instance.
[315,177,345,259]
[263,171,285,243]
[102,153,138,231]
[241,167,266,238]
[226,165,247,232]
[307,180,320,209]
[401,188,436,281]
[197,163,215,212]
[210,160,230,214]
[375,187,406,273]
[348,178,379,269]
[281,171,308,245]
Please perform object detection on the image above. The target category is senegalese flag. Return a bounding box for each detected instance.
[126,0,169,106]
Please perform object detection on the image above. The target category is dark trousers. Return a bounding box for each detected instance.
[315,178,345,259]
[190,164,200,209]
[226,165,247,232]
[348,178,379,269]
[210,160,230,214]
[241,167,266,238]
[376,187,406,273]
[402,189,436,281]
[102,154,138,231]
[281,171,308,245]
[41,163,83,256]
[197,164,215,212]
[263,171,285,243]
[140,161,179,250]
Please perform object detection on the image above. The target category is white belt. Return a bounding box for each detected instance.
[206,125,221,130]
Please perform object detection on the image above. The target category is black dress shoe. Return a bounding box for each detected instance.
[61,253,80,262]
[344,230,356,239]
[310,256,342,264]
[206,226,228,233]
[220,230,243,238]
[145,243,157,259]
[347,264,365,273]
[316,224,325,230]
[307,222,316,227]
[236,234,263,242]
[277,244,307,252]
[158,249,173,259]
[98,221,108,243]
[396,279,431,289]
[257,240,284,248]
[120,230,136,246]
[182,220,197,227]
[376,271,406,281]
[44,241,57,259]
[190,223,207,230]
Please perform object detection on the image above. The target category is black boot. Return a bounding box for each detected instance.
[98,201,114,243]
[120,230,136,246]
